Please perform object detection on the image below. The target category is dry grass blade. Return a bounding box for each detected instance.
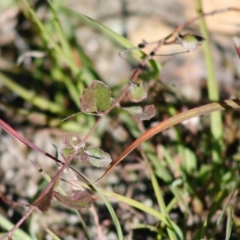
[96,99,240,183]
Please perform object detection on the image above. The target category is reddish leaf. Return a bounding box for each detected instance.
[124,105,156,123]
[76,149,90,162]
[60,147,89,162]
[33,184,54,212]
[80,80,112,114]
[53,190,93,209]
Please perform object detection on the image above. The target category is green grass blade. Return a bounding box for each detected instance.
[92,185,124,240]
[75,180,183,239]
[195,0,223,163]
[0,72,63,114]
[146,149,173,182]
[150,170,178,240]
[169,185,190,215]
[47,0,72,60]
[142,150,180,240]
[45,228,61,240]
[21,0,82,106]
[65,8,161,77]
[217,190,235,225]
[131,223,158,232]
[225,206,233,240]
[0,214,32,240]
[65,8,140,53]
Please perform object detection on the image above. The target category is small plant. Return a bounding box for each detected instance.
[1,0,240,239]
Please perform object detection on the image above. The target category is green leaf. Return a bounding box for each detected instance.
[61,147,73,159]
[80,80,112,113]
[128,81,147,102]
[53,190,93,209]
[84,147,112,168]
[60,148,73,159]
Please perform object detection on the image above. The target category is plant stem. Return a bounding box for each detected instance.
[195,0,223,163]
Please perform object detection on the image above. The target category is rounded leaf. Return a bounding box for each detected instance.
[54,190,93,209]
[128,81,147,102]
[62,133,81,148]
[123,105,156,123]
[84,147,112,168]
[80,80,112,113]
